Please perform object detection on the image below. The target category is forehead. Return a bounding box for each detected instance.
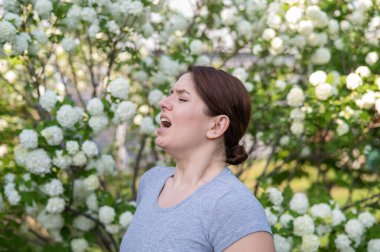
[172,73,195,90]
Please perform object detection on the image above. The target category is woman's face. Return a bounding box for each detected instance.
[156,73,213,156]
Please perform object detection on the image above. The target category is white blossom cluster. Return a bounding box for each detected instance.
[57,105,83,129]
[287,87,305,136]
[265,188,378,252]
[41,126,64,146]
[39,90,58,112]
[3,175,21,206]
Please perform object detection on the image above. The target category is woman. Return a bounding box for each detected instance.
[120,66,274,252]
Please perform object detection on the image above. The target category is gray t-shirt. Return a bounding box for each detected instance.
[120,166,272,252]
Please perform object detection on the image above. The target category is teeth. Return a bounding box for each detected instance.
[160,118,170,123]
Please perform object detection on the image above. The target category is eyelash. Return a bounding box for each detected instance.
[178,99,187,102]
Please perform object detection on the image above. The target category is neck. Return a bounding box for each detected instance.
[169,144,227,191]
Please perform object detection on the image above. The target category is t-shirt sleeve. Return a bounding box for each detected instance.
[207,190,272,252]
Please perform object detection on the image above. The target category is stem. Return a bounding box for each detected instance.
[342,193,380,210]
[68,54,86,107]
[132,135,147,199]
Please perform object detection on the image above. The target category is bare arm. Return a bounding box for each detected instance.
[223,232,275,252]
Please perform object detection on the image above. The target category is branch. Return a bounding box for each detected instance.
[132,135,147,199]
[342,193,380,210]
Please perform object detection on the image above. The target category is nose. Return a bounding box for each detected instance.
[159,96,173,112]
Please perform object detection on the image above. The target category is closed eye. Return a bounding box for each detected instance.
[179,99,187,102]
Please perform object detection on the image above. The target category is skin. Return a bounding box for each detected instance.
[156,73,275,252]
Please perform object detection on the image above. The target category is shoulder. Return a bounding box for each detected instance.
[140,165,174,182]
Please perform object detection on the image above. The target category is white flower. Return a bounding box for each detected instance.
[290,192,309,214]
[315,83,333,100]
[311,47,331,65]
[298,20,314,35]
[301,234,320,252]
[291,121,304,136]
[331,208,346,226]
[99,205,116,224]
[4,183,21,205]
[267,187,283,206]
[293,215,315,236]
[310,203,331,219]
[262,28,276,41]
[280,214,294,228]
[86,98,104,116]
[3,0,19,12]
[264,208,278,226]
[89,115,109,134]
[279,135,290,146]
[286,6,303,24]
[44,179,64,197]
[35,0,53,18]
[84,174,100,191]
[39,90,58,112]
[61,38,76,52]
[71,238,88,252]
[46,197,65,214]
[309,70,327,86]
[290,108,305,121]
[368,239,380,252]
[328,19,340,34]
[108,78,130,100]
[148,89,165,107]
[4,13,22,29]
[73,216,95,231]
[106,224,120,234]
[113,101,136,123]
[119,211,134,228]
[336,120,349,136]
[158,56,185,77]
[236,20,252,37]
[287,87,305,107]
[19,129,38,149]
[346,73,363,90]
[88,22,100,38]
[345,219,364,242]
[106,20,120,34]
[73,151,87,166]
[365,52,378,66]
[5,173,15,183]
[358,211,375,228]
[306,6,328,28]
[300,146,311,157]
[140,116,156,134]
[335,234,351,250]
[41,126,64,146]
[232,68,248,82]
[66,141,79,155]
[57,105,83,129]
[376,99,380,114]
[334,38,345,50]
[81,7,96,23]
[52,150,71,169]
[12,33,30,55]
[26,149,52,175]
[86,193,98,211]
[274,234,292,252]
[189,40,204,54]
[31,28,48,44]
[95,154,116,176]
[196,55,210,65]
[0,21,16,44]
[270,37,284,55]
[356,66,371,78]
[360,91,376,109]
[82,140,98,158]
[14,146,29,167]
[133,70,148,83]
[37,210,64,230]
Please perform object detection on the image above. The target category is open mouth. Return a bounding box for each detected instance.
[160,118,172,128]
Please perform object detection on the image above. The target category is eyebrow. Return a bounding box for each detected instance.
[170,88,191,95]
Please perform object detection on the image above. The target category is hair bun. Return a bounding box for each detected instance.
[226,144,248,165]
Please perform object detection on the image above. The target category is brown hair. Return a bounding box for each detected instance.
[184,65,251,165]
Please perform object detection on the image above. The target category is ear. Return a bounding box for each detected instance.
[206,115,230,139]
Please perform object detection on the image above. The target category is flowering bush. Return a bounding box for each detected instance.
[0,0,379,251]
[261,187,380,252]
